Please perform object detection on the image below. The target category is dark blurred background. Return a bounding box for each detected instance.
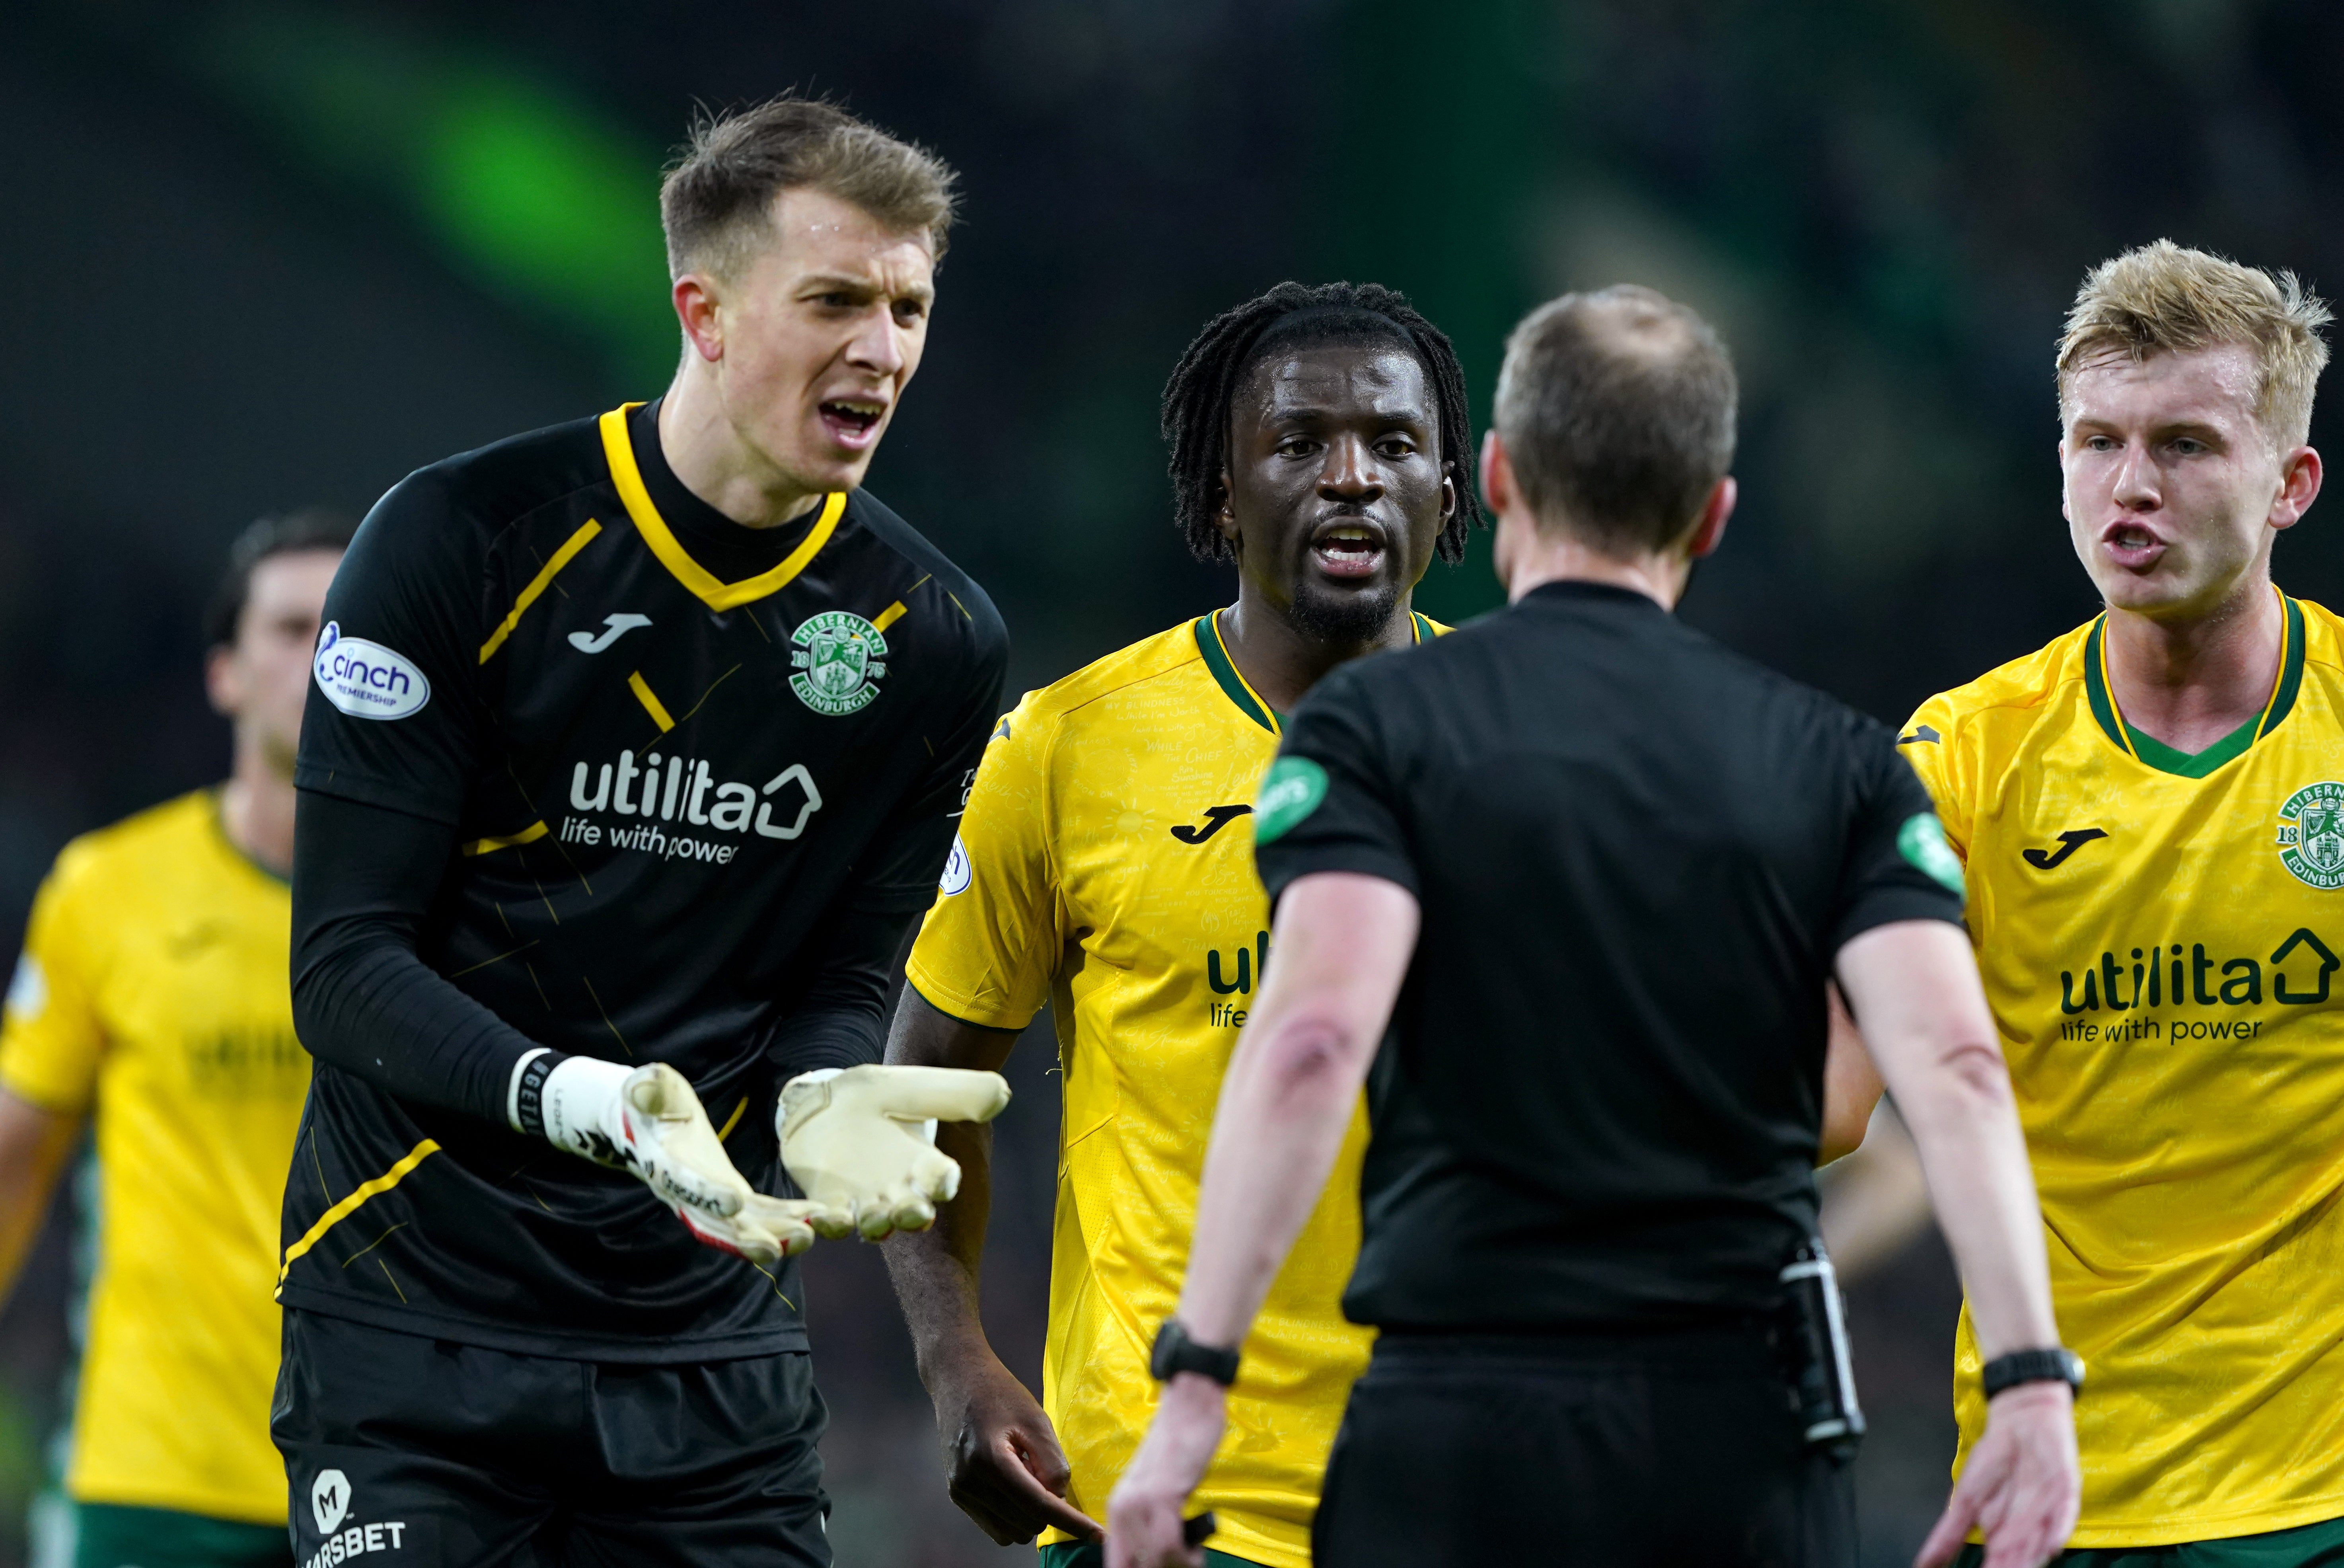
[5,1,2342,1562]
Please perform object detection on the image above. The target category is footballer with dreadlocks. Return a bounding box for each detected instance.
[879,281,1481,1568]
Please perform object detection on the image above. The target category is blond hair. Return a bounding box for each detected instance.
[2058,240,2331,448]
[661,96,958,280]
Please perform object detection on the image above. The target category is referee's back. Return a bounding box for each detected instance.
[1121,284,2074,1568]
[1264,576,1955,1331]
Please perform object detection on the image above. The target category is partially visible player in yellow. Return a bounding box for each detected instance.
[878,282,1480,1568]
[1883,243,2344,1564]
[0,512,350,1568]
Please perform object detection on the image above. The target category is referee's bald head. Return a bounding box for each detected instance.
[1493,286,1737,555]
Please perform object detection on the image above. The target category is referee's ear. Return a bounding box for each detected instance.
[1684,476,1737,559]
[1478,430,1524,526]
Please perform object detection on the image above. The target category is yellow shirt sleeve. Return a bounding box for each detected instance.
[1898,693,1972,864]
[904,695,1063,1030]
[1,843,109,1114]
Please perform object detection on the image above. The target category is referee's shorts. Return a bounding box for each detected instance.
[271,1308,830,1568]
[1312,1325,1854,1567]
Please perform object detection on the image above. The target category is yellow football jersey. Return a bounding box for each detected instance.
[0,790,309,1525]
[1904,590,2344,1547]
[907,610,1440,1568]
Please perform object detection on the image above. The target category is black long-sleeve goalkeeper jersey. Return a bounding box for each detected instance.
[282,399,1006,1360]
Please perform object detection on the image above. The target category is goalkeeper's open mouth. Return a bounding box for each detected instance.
[818,397,888,451]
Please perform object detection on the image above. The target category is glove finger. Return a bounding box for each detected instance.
[736,1196,819,1260]
[809,1202,860,1241]
[911,1145,964,1204]
[888,1191,938,1235]
[673,1204,780,1267]
[850,1065,1012,1125]
[626,1062,720,1127]
[858,1199,901,1241]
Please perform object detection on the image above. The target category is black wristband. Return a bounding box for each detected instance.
[1150,1319,1241,1387]
[1981,1348,2084,1399]
[511,1049,567,1139]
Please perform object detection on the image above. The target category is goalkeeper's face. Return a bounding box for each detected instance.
[208,548,341,778]
[1218,345,1454,643]
[674,187,936,502]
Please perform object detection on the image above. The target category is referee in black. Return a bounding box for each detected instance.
[1107,286,2081,1568]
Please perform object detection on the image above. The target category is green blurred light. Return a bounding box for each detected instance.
[419,70,676,379]
[191,5,676,386]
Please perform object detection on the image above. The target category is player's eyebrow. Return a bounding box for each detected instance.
[1266,401,1433,430]
[2069,413,2229,445]
[796,270,934,307]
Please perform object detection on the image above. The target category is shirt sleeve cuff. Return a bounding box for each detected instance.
[901,971,1034,1034]
[1828,890,1968,956]
[1260,847,1422,912]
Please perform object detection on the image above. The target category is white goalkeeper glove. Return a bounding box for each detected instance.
[522,1053,817,1266]
[778,1064,1012,1240]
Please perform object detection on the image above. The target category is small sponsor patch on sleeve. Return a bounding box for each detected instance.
[312,622,432,720]
[4,953,44,1021]
[1254,757,1329,845]
[938,834,972,896]
[1898,812,1966,897]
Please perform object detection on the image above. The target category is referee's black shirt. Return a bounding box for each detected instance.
[1253,580,1963,1333]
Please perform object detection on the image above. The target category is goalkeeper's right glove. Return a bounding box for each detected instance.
[513,1051,817,1266]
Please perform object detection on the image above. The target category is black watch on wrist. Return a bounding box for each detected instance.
[1981,1347,2084,1399]
[1150,1318,1241,1387]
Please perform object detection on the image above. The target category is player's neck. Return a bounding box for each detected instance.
[656,376,825,530]
[2102,574,2284,756]
[220,750,296,878]
[1218,589,1415,717]
[1500,515,1688,609]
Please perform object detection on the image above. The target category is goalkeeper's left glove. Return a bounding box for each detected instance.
[525,1054,818,1265]
[778,1064,1012,1240]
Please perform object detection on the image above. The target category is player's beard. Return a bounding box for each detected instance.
[1288,579,1400,645]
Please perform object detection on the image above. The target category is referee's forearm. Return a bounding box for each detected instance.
[1174,872,1419,1350]
[1177,1011,1370,1348]
[1838,919,2062,1358]
[1899,1052,2061,1357]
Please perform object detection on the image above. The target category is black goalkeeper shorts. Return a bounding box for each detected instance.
[271,1309,829,1568]
[1312,1326,1855,1568]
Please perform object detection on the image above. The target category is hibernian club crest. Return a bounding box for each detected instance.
[2277,781,2344,889]
[789,611,889,716]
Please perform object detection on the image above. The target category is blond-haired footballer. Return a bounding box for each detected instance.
[1886,242,2344,1562]
[881,282,1478,1568]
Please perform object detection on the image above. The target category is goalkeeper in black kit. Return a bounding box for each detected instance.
[273,98,1010,1568]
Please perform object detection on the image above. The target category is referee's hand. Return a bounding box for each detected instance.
[1107,1373,1225,1568]
[1915,1381,2080,1568]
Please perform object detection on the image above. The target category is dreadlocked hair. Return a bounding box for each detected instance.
[1160,280,1485,565]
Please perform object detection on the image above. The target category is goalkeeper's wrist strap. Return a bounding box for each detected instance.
[508,1047,569,1137]
[1150,1318,1240,1387]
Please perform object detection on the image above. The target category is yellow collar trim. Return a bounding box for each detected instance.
[598,403,846,612]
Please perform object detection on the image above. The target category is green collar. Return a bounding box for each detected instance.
[1192,610,1437,735]
[2083,592,2304,777]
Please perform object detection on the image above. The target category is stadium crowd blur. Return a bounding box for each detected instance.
[4,2,2342,1564]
